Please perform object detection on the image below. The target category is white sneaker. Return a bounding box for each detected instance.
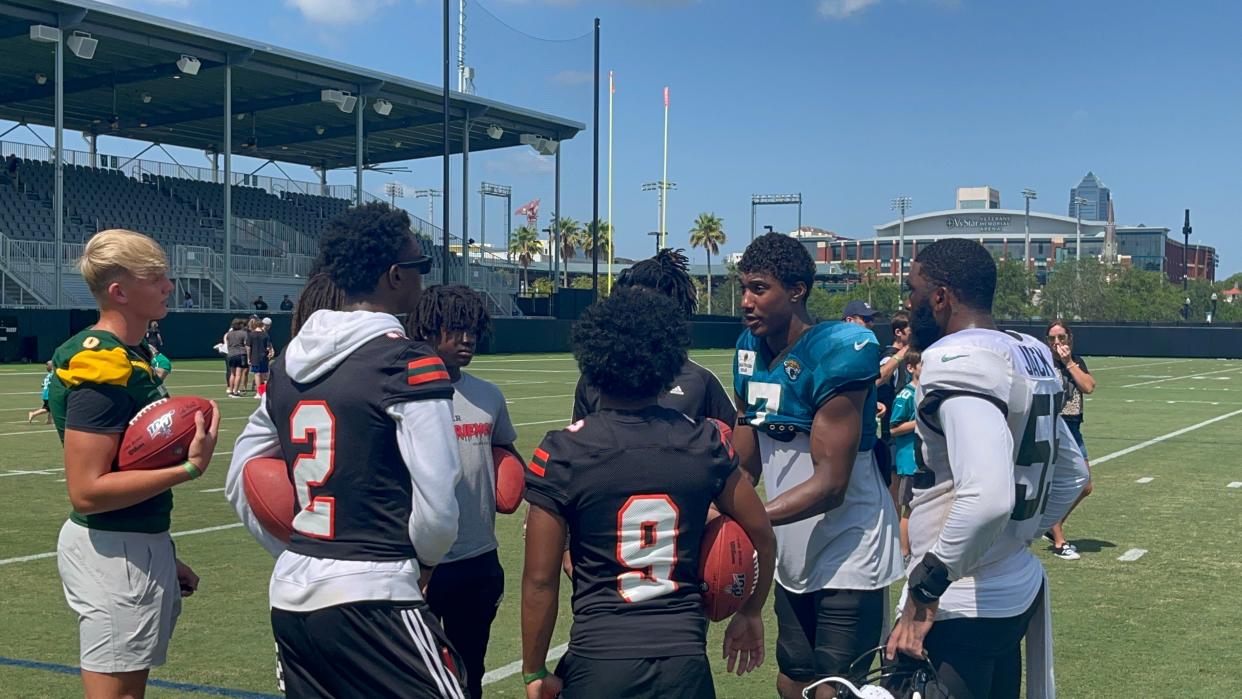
[1052,543,1080,560]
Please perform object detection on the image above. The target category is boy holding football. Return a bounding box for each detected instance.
[50,229,220,699]
[521,288,776,699]
[409,284,521,699]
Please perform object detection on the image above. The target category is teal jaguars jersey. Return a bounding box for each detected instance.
[733,322,881,452]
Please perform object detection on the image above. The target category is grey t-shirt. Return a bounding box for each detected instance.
[443,371,518,563]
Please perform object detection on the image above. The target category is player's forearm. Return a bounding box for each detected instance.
[520,576,559,674]
[764,467,847,525]
[69,465,192,515]
[732,424,762,484]
[890,420,916,437]
[877,359,900,385]
[929,396,1015,578]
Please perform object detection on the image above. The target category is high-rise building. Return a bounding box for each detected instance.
[1069,172,1110,220]
[956,186,1000,209]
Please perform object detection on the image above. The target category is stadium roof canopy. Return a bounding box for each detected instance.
[0,0,585,170]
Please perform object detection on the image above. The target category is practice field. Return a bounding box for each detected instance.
[0,352,1239,698]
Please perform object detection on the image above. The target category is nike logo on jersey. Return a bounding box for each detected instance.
[853,340,869,351]
[669,385,685,395]
[941,354,971,362]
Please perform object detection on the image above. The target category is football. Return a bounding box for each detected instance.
[118,396,214,471]
[242,457,297,543]
[706,417,734,451]
[699,514,758,622]
[493,446,526,514]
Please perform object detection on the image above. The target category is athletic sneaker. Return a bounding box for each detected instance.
[1052,543,1080,560]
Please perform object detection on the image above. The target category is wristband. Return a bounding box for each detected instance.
[182,461,203,480]
[908,552,951,605]
[522,667,549,685]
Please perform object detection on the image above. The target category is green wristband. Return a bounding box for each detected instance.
[183,462,202,480]
[522,667,549,685]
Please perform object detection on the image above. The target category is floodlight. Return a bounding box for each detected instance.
[519,133,558,156]
[373,99,392,116]
[320,89,357,114]
[34,73,47,85]
[486,124,503,140]
[176,55,201,76]
[67,31,97,60]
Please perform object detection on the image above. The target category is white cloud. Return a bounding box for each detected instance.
[485,149,555,177]
[284,0,397,25]
[818,0,882,19]
[550,69,593,87]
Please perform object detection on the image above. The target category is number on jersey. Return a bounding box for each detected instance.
[290,401,337,539]
[746,381,782,425]
[616,495,680,603]
[1011,392,1063,521]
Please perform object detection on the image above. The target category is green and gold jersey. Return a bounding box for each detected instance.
[49,327,171,533]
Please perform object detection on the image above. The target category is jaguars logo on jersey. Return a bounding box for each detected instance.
[783,358,802,381]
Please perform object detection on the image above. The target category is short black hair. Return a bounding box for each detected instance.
[316,202,414,296]
[615,248,696,315]
[890,309,910,332]
[914,238,996,312]
[409,284,491,342]
[572,287,689,401]
[738,232,816,294]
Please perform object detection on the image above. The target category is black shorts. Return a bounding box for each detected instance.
[272,601,466,699]
[41,399,49,411]
[425,550,504,699]
[556,651,714,699]
[227,354,248,369]
[250,359,270,374]
[898,475,915,512]
[774,585,886,683]
[902,584,1044,699]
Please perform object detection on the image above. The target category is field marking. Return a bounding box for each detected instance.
[507,394,574,403]
[0,655,282,698]
[1117,548,1147,562]
[1135,477,1154,484]
[482,643,569,686]
[0,523,244,567]
[1121,367,1242,388]
[1092,406,1242,466]
[1228,482,1242,489]
[199,486,227,493]
[1089,359,1190,372]
[514,418,571,428]
[0,468,61,478]
[467,368,579,374]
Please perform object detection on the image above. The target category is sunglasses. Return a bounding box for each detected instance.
[395,256,433,274]
[1047,333,1069,342]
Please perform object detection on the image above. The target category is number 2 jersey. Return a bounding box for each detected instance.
[226,309,463,612]
[734,322,903,593]
[524,406,737,659]
[909,328,1089,619]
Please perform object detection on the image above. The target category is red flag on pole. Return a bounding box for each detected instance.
[663,86,669,107]
[610,70,615,94]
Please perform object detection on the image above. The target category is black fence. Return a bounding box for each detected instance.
[2,308,1241,362]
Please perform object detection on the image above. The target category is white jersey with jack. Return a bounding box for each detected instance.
[907,328,1088,619]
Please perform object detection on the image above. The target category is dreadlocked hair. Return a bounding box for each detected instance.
[408,284,492,343]
[615,248,697,316]
[290,272,346,336]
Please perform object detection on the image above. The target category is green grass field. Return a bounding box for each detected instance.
[1,352,1240,698]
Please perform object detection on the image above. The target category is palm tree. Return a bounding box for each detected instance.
[554,216,583,287]
[509,225,542,293]
[580,219,612,263]
[688,212,726,313]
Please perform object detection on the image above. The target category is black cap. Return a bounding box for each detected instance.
[843,300,877,319]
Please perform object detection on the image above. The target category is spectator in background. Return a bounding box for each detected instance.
[225,318,250,397]
[144,321,164,355]
[888,349,922,564]
[279,295,294,311]
[5,153,19,190]
[1045,320,1096,560]
[843,299,878,330]
[252,296,268,311]
[182,291,195,309]
[247,319,274,400]
[152,352,172,381]
[27,360,53,424]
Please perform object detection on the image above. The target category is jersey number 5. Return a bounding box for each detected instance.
[616,495,680,603]
[290,401,337,539]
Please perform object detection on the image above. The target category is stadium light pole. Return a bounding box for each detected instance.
[54,23,64,306]
[1022,188,1037,272]
[642,181,676,249]
[385,181,405,206]
[591,17,600,295]
[1183,208,1192,291]
[480,182,510,263]
[442,0,451,283]
[890,196,911,277]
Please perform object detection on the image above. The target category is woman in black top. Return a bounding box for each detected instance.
[1046,320,1096,560]
[144,321,164,354]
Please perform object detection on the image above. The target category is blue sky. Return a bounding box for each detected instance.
[14,0,1242,273]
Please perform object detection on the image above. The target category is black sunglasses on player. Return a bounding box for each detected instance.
[394,256,433,274]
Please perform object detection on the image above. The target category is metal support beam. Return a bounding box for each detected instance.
[0,62,194,106]
[554,147,561,289]
[442,0,451,284]
[53,22,63,306]
[462,112,470,282]
[223,59,232,309]
[355,90,364,206]
[117,90,322,131]
[257,113,445,150]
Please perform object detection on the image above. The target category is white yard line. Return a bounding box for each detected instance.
[1135,477,1154,484]
[1089,359,1191,372]
[1121,367,1242,388]
[1228,482,1242,489]
[482,644,569,686]
[0,523,243,566]
[1117,548,1147,562]
[1091,407,1242,465]
[0,468,61,478]
[514,418,571,428]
